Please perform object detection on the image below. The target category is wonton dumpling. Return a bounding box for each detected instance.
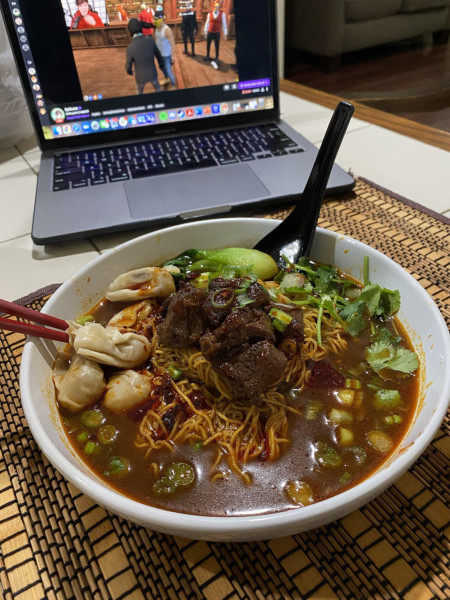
[68,322,151,368]
[104,370,152,412]
[108,300,155,329]
[106,267,176,302]
[54,355,106,413]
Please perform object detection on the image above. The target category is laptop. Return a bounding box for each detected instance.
[1,0,354,245]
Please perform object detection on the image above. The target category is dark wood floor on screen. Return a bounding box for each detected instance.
[73,39,238,99]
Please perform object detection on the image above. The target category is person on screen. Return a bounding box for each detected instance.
[118,4,129,22]
[154,11,176,88]
[125,19,163,94]
[139,3,154,36]
[204,2,227,66]
[181,2,198,56]
[71,0,104,29]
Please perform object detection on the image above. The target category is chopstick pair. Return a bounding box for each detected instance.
[0,299,69,342]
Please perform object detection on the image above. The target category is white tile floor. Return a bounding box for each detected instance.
[1,91,449,301]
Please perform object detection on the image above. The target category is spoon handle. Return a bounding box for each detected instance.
[299,100,354,251]
[254,101,354,266]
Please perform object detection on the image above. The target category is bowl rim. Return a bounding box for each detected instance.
[20,218,450,538]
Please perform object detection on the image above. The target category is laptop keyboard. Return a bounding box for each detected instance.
[52,124,303,192]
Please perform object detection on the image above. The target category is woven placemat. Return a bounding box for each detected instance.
[1,179,449,600]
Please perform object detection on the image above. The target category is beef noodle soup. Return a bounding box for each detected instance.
[54,248,419,516]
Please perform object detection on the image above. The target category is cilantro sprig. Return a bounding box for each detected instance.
[366,341,419,375]
[278,257,419,376]
[278,256,406,343]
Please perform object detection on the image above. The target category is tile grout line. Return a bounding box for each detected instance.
[0,232,33,247]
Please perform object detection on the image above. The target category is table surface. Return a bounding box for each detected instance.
[1,81,449,301]
[1,178,448,600]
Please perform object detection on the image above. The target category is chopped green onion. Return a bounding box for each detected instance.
[76,431,88,443]
[329,408,353,425]
[236,274,257,292]
[84,441,98,455]
[76,314,95,326]
[383,414,403,426]
[97,424,117,445]
[305,400,322,420]
[354,391,364,408]
[166,462,195,487]
[167,364,183,382]
[345,378,362,390]
[339,471,352,484]
[105,455,130,476]
[235,293,254,308]
[270,318,285,332]
[316,442,342,468]
[373,389,402,410]
[336,389,355,406]
[367,430,393,453]
[80,410,104,429]
[338,426,354,445]
[211,288,235,309]
[267,287,280,302]
[268,307,293,332]
[193,441,203,451]
[152,462,196,496]
[285,480,314,506]
[152,476,177,495]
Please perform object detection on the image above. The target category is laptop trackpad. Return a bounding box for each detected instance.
[125,164,270,220]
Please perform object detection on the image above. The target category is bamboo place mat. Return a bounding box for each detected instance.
[0,179,449,600]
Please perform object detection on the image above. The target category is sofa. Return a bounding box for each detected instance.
[285,0,450,71]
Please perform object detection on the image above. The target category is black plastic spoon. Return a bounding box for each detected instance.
[254,101,354,268]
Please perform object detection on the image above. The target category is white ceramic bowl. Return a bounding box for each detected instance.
[20,218,450,541]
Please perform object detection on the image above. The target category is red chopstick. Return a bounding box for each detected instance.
[0,299,69,342]
[0,299,68,330]
[0,317,69,342]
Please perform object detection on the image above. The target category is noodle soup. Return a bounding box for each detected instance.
[54,249,420,516]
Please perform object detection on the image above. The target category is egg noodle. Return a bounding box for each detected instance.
[135,282,348,483]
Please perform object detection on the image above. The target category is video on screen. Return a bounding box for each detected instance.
[62,0,237,100]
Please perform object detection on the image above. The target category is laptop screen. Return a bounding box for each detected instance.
[3,0,277,147]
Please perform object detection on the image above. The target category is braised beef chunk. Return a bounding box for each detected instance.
[247,282,271,309]
[199,307,275,359]
[217,341,288,402]
[274,305,304,345]
[203,278,240,326]
[157,278,303,403]
[307,360,345,389]
[157,286,208,347]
